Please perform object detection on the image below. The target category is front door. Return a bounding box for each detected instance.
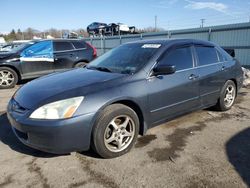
[20,40,54,78]
[147,45,200,126]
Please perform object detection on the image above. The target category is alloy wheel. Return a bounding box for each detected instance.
[0,70,15,86]
[224,84,236,108]
[104,115,135,152]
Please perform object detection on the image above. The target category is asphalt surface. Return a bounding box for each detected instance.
[0,86,250,188]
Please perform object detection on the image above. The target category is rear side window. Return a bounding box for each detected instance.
[159,46,193,71]
[216,49,225,62]
[220,48,234,61]
[54,42,74,51]
[72,41,86,49]
[195,46,219,66]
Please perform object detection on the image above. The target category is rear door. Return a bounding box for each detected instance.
[194,45,225,107]
[53,41,77,71]
[20,40,54,78]
[71,41,92,62]
[147,45,201,126]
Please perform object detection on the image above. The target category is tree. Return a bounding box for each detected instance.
[16,29,23,40]
[25,27,35,40]
[46,28,62,38]
[4,29,17,41]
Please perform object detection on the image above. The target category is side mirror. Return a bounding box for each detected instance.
[152,64,176,76]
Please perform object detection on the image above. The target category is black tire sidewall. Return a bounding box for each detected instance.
[0,67,18,89]
[92,104,139,158]
[219,80,236,111]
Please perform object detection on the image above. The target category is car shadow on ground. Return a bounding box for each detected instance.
[226,128,250,187]
[18,78,34,85]
[0,112,63,158]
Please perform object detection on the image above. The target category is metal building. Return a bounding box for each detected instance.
[85,22,250,67]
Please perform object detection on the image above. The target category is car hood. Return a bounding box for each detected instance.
[14,68,127,109]
[0,52,16,60]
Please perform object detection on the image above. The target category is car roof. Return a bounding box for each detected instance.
[126,38,216,47]
[36,39,85,42]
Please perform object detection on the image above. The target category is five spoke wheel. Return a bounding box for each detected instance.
[224,84,236,108]
[92,104,139,158]
[104,115,135,152]
[215,80,236,111]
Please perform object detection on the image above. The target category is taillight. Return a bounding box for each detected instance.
[86,42,97,58]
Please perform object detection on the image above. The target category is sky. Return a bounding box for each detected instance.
[1,0,250,34]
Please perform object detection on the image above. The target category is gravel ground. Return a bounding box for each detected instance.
[0,86,249,188]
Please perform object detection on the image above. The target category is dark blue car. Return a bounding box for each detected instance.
[7,39,243,158]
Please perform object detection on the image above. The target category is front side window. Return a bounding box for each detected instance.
[20,41,53,62]
[195,46,219,66]
[158,46,193,71]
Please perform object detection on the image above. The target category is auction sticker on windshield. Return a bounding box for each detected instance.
[142,44,161,48]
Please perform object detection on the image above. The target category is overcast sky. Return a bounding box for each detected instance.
[1,0,250,33]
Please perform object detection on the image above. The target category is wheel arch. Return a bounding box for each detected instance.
[228,78,238,95]
[91,98,147,136]
[110,100,146,136]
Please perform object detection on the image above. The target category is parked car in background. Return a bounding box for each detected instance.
[0,40,32,53]
[7,39,243,158]
[0,39,96,89]
[0,43,23,52]
[62,31,79,39]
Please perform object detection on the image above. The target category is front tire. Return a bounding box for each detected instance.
[92,104,139,158]
[215,80,236,111]
[0,67,18,89]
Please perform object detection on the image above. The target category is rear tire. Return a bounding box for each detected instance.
[92,104,139,158]
[0,67,18,89]
[215,80,236,111]
[74,62,87,68]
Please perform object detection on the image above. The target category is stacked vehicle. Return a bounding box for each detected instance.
[87,22,136,37]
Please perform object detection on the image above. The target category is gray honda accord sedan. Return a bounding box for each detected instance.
[7,39,243,158]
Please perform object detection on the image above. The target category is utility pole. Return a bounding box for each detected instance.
[200,18,205,28]
[155,15,157,32]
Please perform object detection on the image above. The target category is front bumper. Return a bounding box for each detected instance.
[7,100,95,154]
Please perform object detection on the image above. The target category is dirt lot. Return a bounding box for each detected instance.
[0,86,250,188]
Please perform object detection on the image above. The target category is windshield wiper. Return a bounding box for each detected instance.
[87,66,112,73]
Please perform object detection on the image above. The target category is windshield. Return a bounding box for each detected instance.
[0,44,12,52]
[87,43,161,74]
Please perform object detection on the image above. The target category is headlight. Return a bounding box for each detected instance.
[29,97,84,120]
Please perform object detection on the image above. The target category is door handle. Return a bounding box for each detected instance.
[189,74,199,80]
[221,66,225,71]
